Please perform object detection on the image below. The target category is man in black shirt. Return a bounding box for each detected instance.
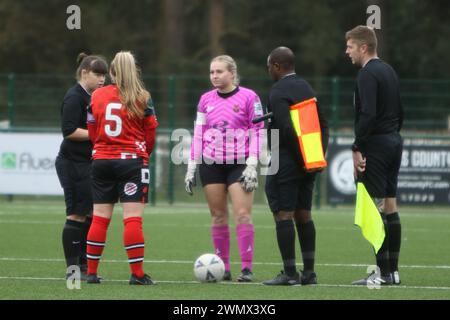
[345,26,403,286]
[55,53,107,279]
[262,47,329,286]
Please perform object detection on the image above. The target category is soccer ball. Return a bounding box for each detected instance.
[193,253,225,283]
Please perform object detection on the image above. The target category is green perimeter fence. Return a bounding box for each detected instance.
[0,74,449,207]
[1,74,450,130]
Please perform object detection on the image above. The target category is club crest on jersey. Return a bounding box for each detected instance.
[124,182,138,196]
[233,104,240,112]
[254,102,263,116]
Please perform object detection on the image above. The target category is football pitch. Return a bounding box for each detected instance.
[0,200,449,300]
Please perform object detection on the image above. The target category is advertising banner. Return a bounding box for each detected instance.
[327,135,450,205]
[0,132,63,195]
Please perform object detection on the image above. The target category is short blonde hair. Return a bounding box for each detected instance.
[211,55,240,85]
[345,25,378,54]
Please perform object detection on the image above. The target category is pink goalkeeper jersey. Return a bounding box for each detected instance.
[190,86,264,164]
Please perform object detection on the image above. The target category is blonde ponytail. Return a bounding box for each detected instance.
[110,51,149,118]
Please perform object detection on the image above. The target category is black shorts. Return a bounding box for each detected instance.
[265,150,317,213]
[55,156,93,216]
[91,158,150,204]
[360,132,403,198]
[199,162,246,187]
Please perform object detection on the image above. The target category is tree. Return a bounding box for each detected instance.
[209,0,224,56]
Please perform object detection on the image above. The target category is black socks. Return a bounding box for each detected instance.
[79,216,92,271]
[296,220,316,272]
[62,219,84,268]
[275,220,296,276]
[376,213,390,277]
[386,212,401,272]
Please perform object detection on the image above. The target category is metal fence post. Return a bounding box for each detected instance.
[167,75,176,204]
[314,173,321,210]
[331,76,340,130]
[7,73,16,127]
[149,139,157,206]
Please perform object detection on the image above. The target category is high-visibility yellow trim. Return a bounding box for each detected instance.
[301,133,324,163]
[355,182,386,254]
[290,109,301,136]
[289,97,327,172]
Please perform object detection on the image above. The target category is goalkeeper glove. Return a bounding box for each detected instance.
[239,156,258,192]
[184,161,197,196]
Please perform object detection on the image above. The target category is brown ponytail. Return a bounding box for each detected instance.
[75,52,108,80]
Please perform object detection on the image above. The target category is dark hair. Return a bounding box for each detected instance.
[75,52,108,80]
[269,46,295,70]
[345,25,378,54]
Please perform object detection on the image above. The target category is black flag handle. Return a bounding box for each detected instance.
[252,112,273,124]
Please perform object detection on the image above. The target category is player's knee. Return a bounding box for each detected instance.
[67,214,86,222]
[211,211,228,225]
[294,209,311,224]
[274,211,294,222]
[383,198,398,213]
[236,212,252,225]
[295,215,311,224]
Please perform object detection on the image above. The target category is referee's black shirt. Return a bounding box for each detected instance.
[353,58,403,153]
[267,74,329,169]
[57,83,92,162]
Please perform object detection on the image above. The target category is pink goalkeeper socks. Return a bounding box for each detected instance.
[211,225,230,271]
[236,224,254,271]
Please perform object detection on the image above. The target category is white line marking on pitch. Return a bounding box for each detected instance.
[0,276,449,291]
[1,220,449,234]
[1,257,450,270]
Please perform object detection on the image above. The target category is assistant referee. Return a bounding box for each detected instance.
[262,47,329,286]
[345,26,403,286]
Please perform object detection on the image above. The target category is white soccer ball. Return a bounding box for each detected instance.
[193,253,225,283]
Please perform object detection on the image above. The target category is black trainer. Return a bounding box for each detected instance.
[86,274,102,284]
[300,270,317,285]
[352,272,393,286]
[66,271,101,282]
[237,268,253,282]
[66,272,87,281]
[223,270,232,281]
[262,271,301,286]
[129,273,155,285]
[80,264,88,274]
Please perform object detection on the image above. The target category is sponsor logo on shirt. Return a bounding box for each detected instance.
[212,120,229,133]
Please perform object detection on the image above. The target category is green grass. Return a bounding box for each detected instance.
[0,200,449,300]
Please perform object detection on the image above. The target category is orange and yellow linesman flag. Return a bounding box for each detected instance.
[289,98,327,171]
[355,182,386,254]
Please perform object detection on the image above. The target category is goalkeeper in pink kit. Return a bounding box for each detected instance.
[185,55,264,282]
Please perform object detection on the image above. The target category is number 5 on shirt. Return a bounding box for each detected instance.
[105,103,122,137]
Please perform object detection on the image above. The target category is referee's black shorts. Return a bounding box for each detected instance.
[360,132,403,199]
[91,158,150,204]
[55,156,93,216]
[199,160,246,188]
[265,150,317,213]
